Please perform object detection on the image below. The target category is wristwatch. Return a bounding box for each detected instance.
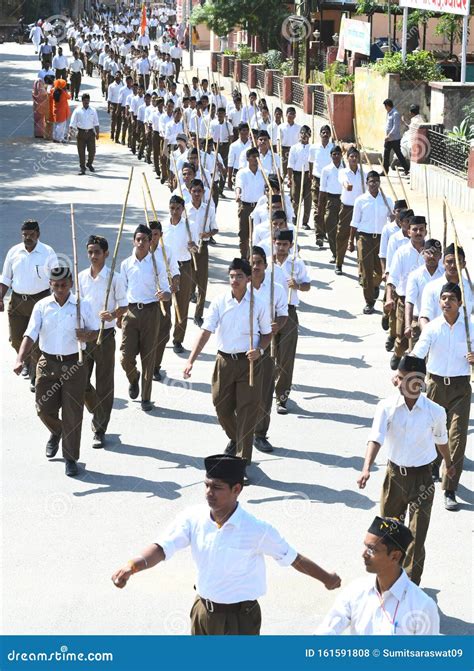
[259,347,265,357]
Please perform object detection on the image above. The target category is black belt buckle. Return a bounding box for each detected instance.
[230,353,239,361]
[205,598,215,613]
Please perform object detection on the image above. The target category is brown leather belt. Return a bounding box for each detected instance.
[218,351,247,360]
[200,597,257,613]
[43,352,79,362]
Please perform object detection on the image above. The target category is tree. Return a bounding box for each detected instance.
[435,13,465,56]
[191,0,290,52]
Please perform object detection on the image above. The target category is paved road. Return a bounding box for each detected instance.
[0,42,472,636]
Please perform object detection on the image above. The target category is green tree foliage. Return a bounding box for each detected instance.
[371,50,446,80]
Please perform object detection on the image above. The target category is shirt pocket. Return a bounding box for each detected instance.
[222,547,253,577]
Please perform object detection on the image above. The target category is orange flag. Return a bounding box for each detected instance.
[140,3,147,36]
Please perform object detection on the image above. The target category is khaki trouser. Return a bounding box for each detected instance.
[77,129,96,171]
[357,233,382,305]
[84,328,115,434]
[35,353,88,461]
[291,171,311,226]
[110,102,121,141]
[70,71,81,99]
[155,300,171,371]
[173,260,193,344]
[427,374,471,491]
[394,295,409,357]
[211,353,263,464]
[311,176,324,237]
[152,131,162,175]
[275,305,298,405]
[8,289,50,381]
[120,302,161,402]
[322,193,340,257]
[192,243,209,320]
[120,108,129,144]
[381,461,434,586]
[281,145,291,177]
[254,348,275,438]
[335,203,353,267]
[237,201,256,260]
[134,120,144,155]
[190,596,261,636]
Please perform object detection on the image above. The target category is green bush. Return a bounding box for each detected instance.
[371,50,446,81]
[265,50,283,70]
[280,59,293,76]
[236,44,254,61]
[223,49,237,56]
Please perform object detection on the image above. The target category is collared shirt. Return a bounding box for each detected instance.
[120,252,170,304]
[379,221,400,259]
[137,57,150,74]
[255,193,294,221]
[158,503,297,603]
[388,242,424,297]
[203,288,272,352]
[107,80,122,104]
[69,57,84,73]
[386,107,402,141]
[317,570,440,635]
[228,138,251,170]
[309,142,334,178]
[338,166,366,206]
[52,54,68,70]
[164,120,184,144]
[241,104,259,129]
[386,230,410,274]
[187,200,216,236]
[24,293,93,355]
[137,103,151,123]
[320,162,343,195]
[209,119,233,143]
[228,106,242,129]
[162,217,200,263]
[419,275,473,322]
[69,105,99,130]
[412,314,474,377]
[130,94,144,116]
[368,393,447,467]
[288,143,311,172]
[238,149,281,174]
[235,167,265,203]
[78,265,127,330]
[275,256,311,306]
[159,112,173,136]
[0,241,57,295]
[278,122,301,146]
[118,84,133,106]
[405,264,444,316]
[254,275,288,319]
[351,191,394,235]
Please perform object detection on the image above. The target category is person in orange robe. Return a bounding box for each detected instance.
[51,78,71,143]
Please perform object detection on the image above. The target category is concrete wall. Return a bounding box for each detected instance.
[430,82,474,129]
[410,162,474,212]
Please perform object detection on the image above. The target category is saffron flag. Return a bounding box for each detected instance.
[140,3,147,36]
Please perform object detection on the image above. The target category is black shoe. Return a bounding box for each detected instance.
[21,363,30,378]
[254,436,273,453]
[78,170,86,175]
[444,490,459,511]
[363,303,375,315]
[92,432,104,449]
[329,256,336,264]
[302,223,311,230]
[194,316,203,327]
[276,402,288,415]
[65,460,78,477]
[30,377,35,392]
[190,293,197,304]
[160,176,166,184]
[141,400,153,412]
[431,463,441,482]
[173,342,184,354]
[87,163,95,172]
[381,314,390,331]
[115,139,121,144]
[335,266,343,275]
[385,335,395,352]
[315,238,323,248]
[153,368,162,381]
[225,440,236,456]
[121,140,126,145]
[390,354,401,370]
[46,433,61,458]
[208,236,217,246]
[373,286,380,300]
[129,372,140,399]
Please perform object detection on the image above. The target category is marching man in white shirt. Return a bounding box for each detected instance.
[0,220,57,391]
[69,93,100,175]
[335,146,365,275]
[235,147,266,259]
[318,516,440,634]
[287,125,312,231]
[318,145,343,261]
[357,355,453,584]
[411,281,474,511]
[112,453,341,634]
[79,235,128,449]
[309,124,334,243]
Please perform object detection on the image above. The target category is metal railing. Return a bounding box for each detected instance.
[216,53,223,73]
[427,126,469,179]
[272,73,283,98]
[313,88,328,118]
[256,66,265,89]
[241,62,249,84]
[291,80,304,108]
[228,57,235,76]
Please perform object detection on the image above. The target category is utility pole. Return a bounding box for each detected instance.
[189,0,194,67]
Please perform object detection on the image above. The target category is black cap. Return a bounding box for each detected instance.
[398,355,426,375]
[204,454,246,483]
[368,516,413,552]
[399,208,414,220]
[258,130,270,139]
[275,229,293,242]
[444,243,465,259]
[50,266,71,280]
[413,215,426,225]
[394,199,407,209]
[271,194,282,204]
[423,238,442,252]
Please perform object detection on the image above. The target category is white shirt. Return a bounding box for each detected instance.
[137,103,150,123]
[158,503,296,603]
[203,288,272,353]
[288,143,311,172]
[379,221,400,259]
[228,106,242,128]
[386,230,410,274]
[228,139,251,170]
[368,393,447,467]
[69,105,99,130]
[169,45,182,59]
[241,104,259,129]
[405,264,444,316]
[69,57,84,73]
[162,218,199,262]
[187,201,216,236]
[255,193,294,222]
[317,570,440,635]
[351,191,394,235]
[24,293,93,355]
[309,142,334,178]
[0,241,57,295]
[254,275,288,320]
[107,80,123,103]
[209,119,233,143]
[419,275,473,322]
[412,314,474,377]
[320,162,343,196]
[276,256,311,306]
[388,243,425,297]
[235,167,265,203]
[120,252,170,304]
[238,149,280,174]
[78,266,127,330]
[52,54,68,69]
[119,85,133,106]
[279,122,301,146]
[164,119,184,144]
[338,167,366,206]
